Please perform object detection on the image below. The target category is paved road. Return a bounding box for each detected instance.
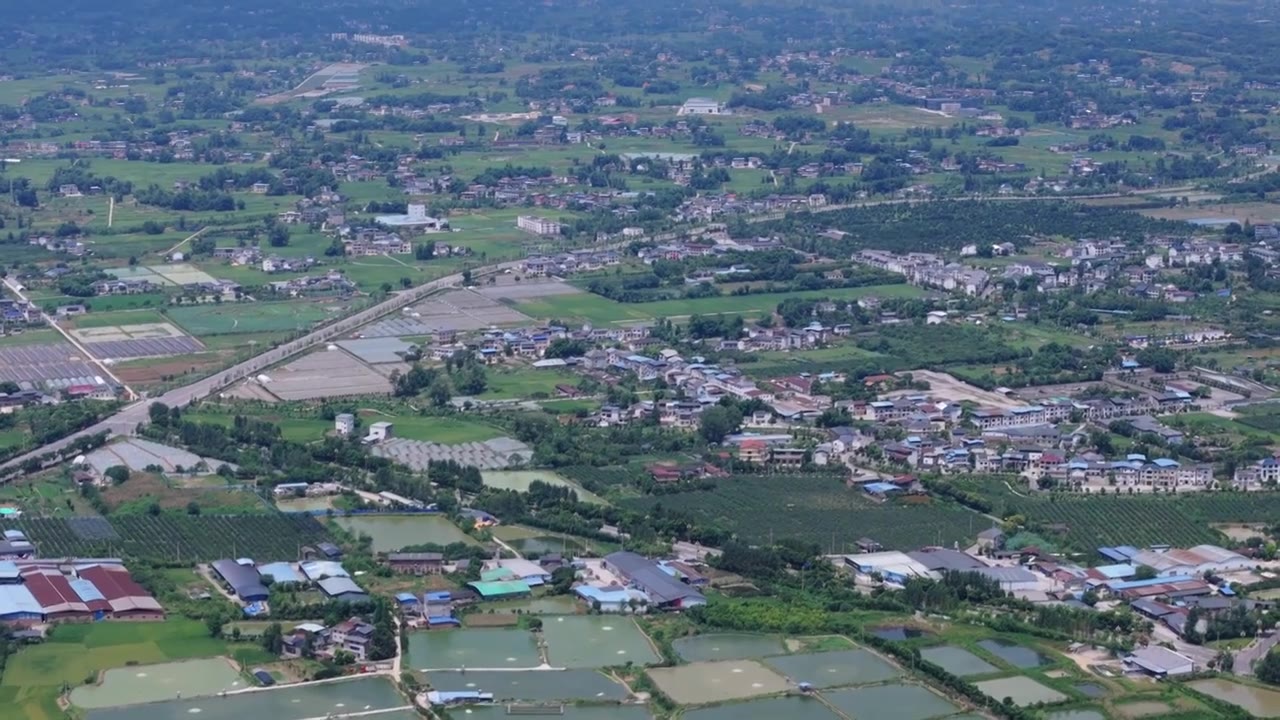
[1235,631,1280,675]
[0,259,524,473]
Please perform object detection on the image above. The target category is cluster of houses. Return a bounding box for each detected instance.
[265,271,357,298]
[0,298,43,328]
[854,250,989,296]
[381,550,707,619]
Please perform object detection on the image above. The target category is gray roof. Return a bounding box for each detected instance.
[974,567,1038,584]
[1126,646,1194,674]
[605,552,704,605]
[908,549,984,572]
[211,559,268,599]
[318,576,366,599]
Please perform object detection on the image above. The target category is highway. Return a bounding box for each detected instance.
[0,259,525,473]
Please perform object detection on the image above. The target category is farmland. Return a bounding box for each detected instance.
[942,476,1280,550]
[1,619,276,720]
[514,284,923,325]
[164,301,344,336]
[620,473,983,551]
[0,514,335,562]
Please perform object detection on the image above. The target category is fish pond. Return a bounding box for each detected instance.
[542,615,660,668]
[764,649,901,688]
[824,683,960,720]
[976,639,1052,669]
[83,676,406,720]
[1189,678,1280,718]
[681,695,839,720]
[918,646,998,677]
[406,628,541,669]
[334,514,477,552]
[71,657,243,709]
[425,669,628,702]
[673,633,787,662]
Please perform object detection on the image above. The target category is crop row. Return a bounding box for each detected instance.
[2,514,334,562]
[944,475,1280,550]
[621,473,981,551]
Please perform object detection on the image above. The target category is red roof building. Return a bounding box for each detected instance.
[77,565,165,620]
[20,568,90,620]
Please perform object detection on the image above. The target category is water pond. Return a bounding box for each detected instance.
[673,633,787,662]
[1189,678,1280,718]
[976,638,1051,668]
[870,625,931,641]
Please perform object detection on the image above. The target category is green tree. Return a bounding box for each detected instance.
[699,405,743,444]
[104,465,130,484]
[261,622,284,654]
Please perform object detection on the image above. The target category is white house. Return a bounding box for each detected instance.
[677,98,727,116]
[335,413,355,437]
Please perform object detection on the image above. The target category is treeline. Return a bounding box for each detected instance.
[754,201,1188,255]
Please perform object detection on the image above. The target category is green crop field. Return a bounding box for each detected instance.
[0,619,274,720]
[379,414,504,443]
[620,473,983,551]
[165,301,336,336]
[1,514,335,563]
[943,476,1280,551]
[516,284,922,325]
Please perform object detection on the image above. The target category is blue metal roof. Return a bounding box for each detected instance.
[864,482,902,493]
[1108,575,1195,590]
[1152,458,1179,468]
[69,578,105,603]
[0,584,42,617]
[257,561,303,584]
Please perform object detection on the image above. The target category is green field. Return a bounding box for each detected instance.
[481,367,580,400]
[620,473,982,551]
[515,284,923,325]
[164,302,338,336]
[376,414,504,443]
[944,476,1280,551]
[0,620,274,720]
[0,330,63,347]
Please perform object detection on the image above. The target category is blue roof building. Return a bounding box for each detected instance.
[0,584,43,622]
[257,562,303,584]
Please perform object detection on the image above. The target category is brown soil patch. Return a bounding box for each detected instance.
[99,472,259,512]
[114,356,224,384]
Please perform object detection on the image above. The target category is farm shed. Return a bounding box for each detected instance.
[318,576,369,603]
[574,585,649,613]
[21,568,90,621]
[973,567,1040,593]
[467,580,532,600]
[384,552,444,575]
[75,565,164,619]
[301,560,350,581]
[0,584,44,625]
[840,551,933,584]
[257,561,304,584]
[493,558,552,586]
[211,559,269,601]
[1125,646,1195,677]
[603,551,705,609]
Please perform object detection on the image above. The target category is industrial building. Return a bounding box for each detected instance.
[1125,646,1195,677]
[602,552,706,609]
[1099,545,1253,577]
[0,561,161,625]
[211,559,270,602]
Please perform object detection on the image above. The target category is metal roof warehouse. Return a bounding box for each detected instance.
[211,559,269,601]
